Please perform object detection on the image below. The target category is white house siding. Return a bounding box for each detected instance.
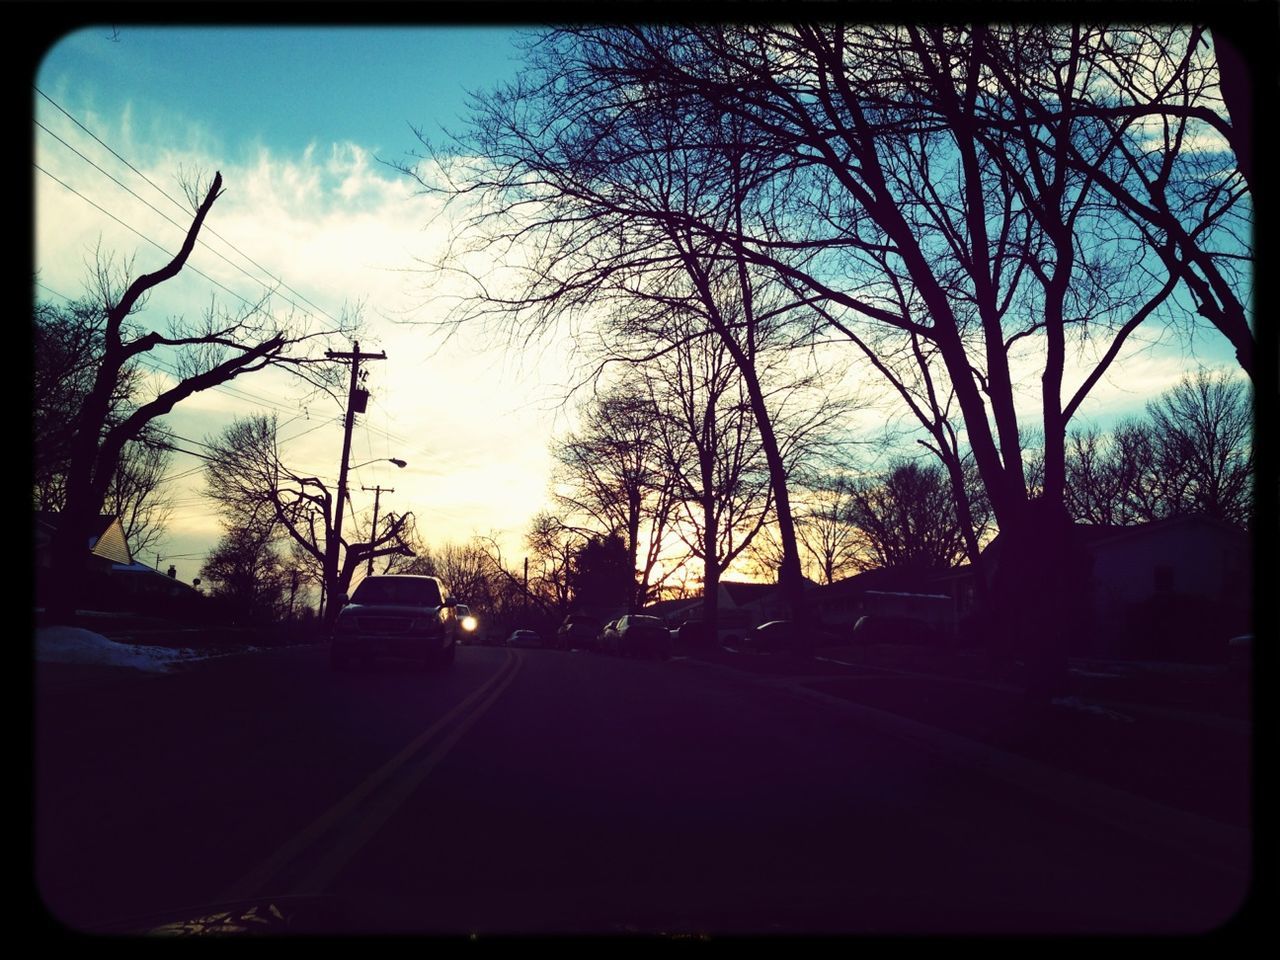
[1089,519,1249,614]
[1086,518,1250,659]
[88,518,133,566]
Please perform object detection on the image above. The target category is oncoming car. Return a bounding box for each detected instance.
[456,604,484,644]
[330,575,458,671]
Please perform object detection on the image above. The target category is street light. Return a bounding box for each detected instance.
[348,457,407,577]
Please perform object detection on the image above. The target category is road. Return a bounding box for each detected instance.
[34,643,1250,935]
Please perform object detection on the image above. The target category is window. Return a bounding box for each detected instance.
[351,577,443,607]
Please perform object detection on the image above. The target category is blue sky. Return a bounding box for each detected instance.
[33,23,1250,589]
[35,25,577,583]
[39,26,530,160]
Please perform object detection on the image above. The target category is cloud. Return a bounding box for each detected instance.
[36,99,569,572]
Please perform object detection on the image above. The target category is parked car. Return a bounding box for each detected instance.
[681,609,753,647]
[330,574,457,671]
[742,620,811,655]
[852,615,934,646]
[677,620,710,647]
[505,629,543,648]
[596,619,621,653]
[613,615,673,659]
[557,614,602,651]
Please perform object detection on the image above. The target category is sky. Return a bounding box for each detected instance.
[32,22,1248,592]
[35,25,576,584]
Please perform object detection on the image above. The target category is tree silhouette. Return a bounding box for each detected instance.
[847,460,976,573]
[42,172,349,622]
[203,415,414,612]
[33,298,174,557]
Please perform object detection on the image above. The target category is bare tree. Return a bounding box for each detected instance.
[34,297,174,556]
[102,432,174,557]
[551,381,679,610]
[43,172,351,621]
[995,25,1255,380]
[203,415,414,611]
[483,24,1193,695]
[643,315,770,630]
[792,474,863,585]
[523,511,580,620]
[200,519,291,624]
[847,459,977,572]
[1146,371,1253,526]
[400,539,502,607]
[1066,371,1252,528]
[398,37,847,627]
[405,24,1240,697]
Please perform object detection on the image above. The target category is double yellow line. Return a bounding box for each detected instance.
[223,649,522,902]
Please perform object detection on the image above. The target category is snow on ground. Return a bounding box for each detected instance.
[1051,696,1136,723]
[35,627,221,673]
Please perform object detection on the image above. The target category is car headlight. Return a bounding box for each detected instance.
[461,615,477,632]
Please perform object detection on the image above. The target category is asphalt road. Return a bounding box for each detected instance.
[34,643,1251,936]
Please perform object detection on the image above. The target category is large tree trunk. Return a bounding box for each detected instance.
[43,174,224,625]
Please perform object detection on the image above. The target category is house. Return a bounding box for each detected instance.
[35,511,203,618]
[977,515,1251,661]
[1080,516,1250,660]
[35,511,133,570]
[642,579,784,631]
[643,595,702,626]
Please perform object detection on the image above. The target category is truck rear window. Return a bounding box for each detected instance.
[351,578,442,607]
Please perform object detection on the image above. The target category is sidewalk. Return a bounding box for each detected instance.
[683,640,1253,829]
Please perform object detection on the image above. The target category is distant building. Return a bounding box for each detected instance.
[1079,516,1250,660]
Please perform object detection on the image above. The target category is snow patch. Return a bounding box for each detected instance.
[1051,695,1136,723]
[36,627,207,673]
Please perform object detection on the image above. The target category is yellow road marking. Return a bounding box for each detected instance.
[294,653,522,894]
[223,649,520,901]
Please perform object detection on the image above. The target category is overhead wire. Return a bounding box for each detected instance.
[40,260,339,422]
[34,85,348,333]
[33,92,485,549]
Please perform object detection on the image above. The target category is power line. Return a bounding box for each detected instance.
[36,163,271,314]
[34,84,348,333]
[35,161,353,342]
[40,278,341,428]
[38,116,344,333]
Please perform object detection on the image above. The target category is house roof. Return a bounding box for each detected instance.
[35,510,133,566]
[643,597,701,620]
[111,562,201,589]
[1079,515,1249,548]
[981,515,1249,560]
[35,510,119,544]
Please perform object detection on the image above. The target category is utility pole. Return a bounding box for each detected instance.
[362,484,395,576]
[323,341,386,622]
